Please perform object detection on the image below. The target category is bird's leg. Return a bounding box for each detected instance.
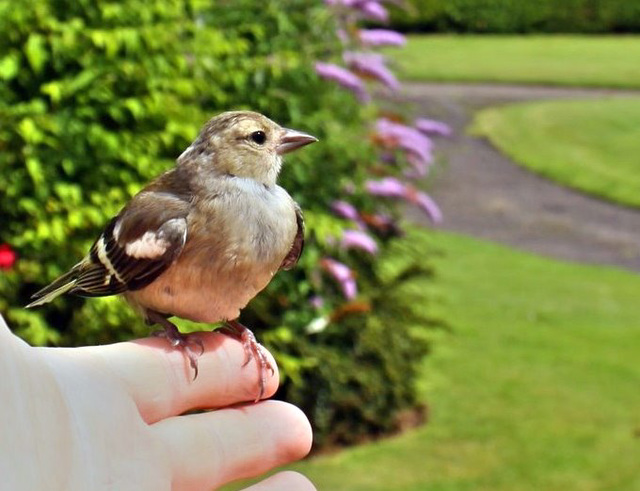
[223,320,274,401]
[147,311,204,380]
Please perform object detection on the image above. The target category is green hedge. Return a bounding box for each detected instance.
[0,0,436,447]
[391,0,640,33]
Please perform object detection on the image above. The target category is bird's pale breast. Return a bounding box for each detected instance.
[126,178,297,323]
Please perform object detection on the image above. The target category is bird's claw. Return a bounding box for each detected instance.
[223,321,274,402]
[153,326,204,380]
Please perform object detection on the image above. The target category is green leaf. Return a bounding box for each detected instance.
[41,81,63,103]
[25,157,44,186]
[25,34,48,73]
[0,52,20,80]
[18,118,44,143]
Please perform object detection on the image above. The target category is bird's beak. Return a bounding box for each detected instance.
[277,128,318,155]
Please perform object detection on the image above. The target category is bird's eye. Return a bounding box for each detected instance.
[250,131,267,145]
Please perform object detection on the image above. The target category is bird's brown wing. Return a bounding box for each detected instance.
[72,191,190,297]
[280,203,304,271]
[27,189,192,307]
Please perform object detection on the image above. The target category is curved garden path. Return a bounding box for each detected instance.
[400,82,640,272]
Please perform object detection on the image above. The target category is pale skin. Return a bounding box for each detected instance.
[0,315,315,491]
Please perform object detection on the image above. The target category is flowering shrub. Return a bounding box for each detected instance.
[0,0,447,447]
[314,0,449,294]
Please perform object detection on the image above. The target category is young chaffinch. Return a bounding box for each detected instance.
[27,111,317,399]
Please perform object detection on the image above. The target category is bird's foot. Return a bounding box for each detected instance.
[151,320,204,380]
[223,320,274,402]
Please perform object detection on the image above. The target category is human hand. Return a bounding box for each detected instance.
[0,315,314,491]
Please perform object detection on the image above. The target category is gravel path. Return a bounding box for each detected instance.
[400,82,640,272]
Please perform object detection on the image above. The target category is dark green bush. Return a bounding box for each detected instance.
[390,0,640,33]
[0,0,435,447]
[266,226,440,448]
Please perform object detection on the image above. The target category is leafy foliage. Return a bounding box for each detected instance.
[391,0,640,33]
[268,227,440,448]
[0,0,435,447]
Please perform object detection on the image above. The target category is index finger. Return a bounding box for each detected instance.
[75,331,279,423]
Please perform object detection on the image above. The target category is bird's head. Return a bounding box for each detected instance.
[179,111,317,186]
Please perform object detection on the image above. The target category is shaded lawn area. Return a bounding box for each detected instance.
[227,231,640,490]
[388,35,640,88]
[470,97,640,209]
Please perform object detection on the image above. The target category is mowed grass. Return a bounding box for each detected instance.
[228,231,640,490]
[471,97,640,208]
[388,35,640,88]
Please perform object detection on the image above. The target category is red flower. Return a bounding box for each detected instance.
[0,244,17,270]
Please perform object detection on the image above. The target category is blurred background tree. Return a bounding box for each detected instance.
[0,0,441,449]
[391,0,640,33]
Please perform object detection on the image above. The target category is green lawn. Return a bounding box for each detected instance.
[271,33,640,491]
[471,97,640,208]
[230,231,640,490]
[388,35,640,88]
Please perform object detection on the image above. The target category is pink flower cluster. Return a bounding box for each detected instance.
[341,229,379,254]
[321,258,358,299]
[415,117,453,137]
[324,0,391,22]
[314,62,369,102]
[359,29,406,47]
[331,200,401,237]
[343,52,399,91]
[316,2,406,99]
[375,118,435,177]
[315,0,452,304]
[366,177,442,223]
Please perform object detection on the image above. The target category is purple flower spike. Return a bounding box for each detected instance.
[314,62,369,101]
[359,1,389,22]
[361,212,403,237]
[321,258,358,299]
[365,177,406,197]
[405,152,430,178]
[341,229,379,254]
[325,0,358,5]
[358,29,406,47]
[415,117,453,137]
[367,178,442,224]
[405,187,443,223]
[343,277,358,299]
[331,200,360,221]
[326,1,392,22]
[344,52,399,91]
[415,192,442,223]
[375,118,434,170]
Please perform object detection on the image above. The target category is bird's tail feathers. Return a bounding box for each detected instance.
[26,267,81,308]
